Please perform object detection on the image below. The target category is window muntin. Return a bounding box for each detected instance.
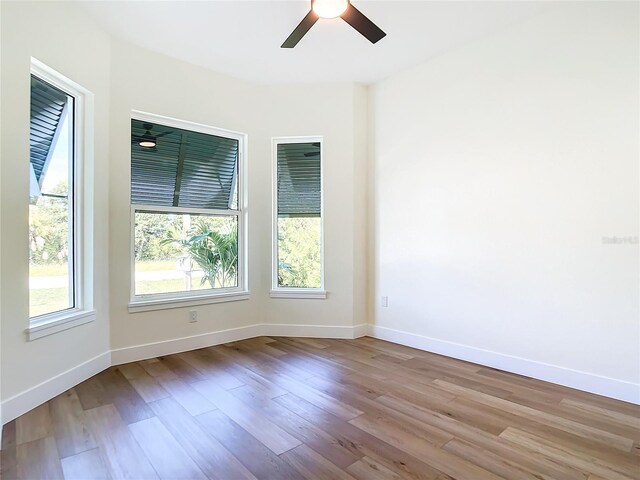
[29,75,76,318]
[131,114,245,301]
[273,139,324,291]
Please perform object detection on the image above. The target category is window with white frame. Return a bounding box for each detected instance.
[130,114,246,306]
[272,138,324,297]
[28,63,94,332]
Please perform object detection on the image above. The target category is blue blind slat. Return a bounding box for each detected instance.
[277,142,321,217]
[30,76,69,183]
[131,119,238,209]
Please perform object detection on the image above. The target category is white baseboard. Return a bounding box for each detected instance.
[353,323,369,338]
[111,323,266,365]
[1,351,111,426]
[368,325,640,405]
[265,323,368,339]
[110,322,366,365]
[6,320,632,432]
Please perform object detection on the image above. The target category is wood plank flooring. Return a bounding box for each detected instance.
[2,336,639,479]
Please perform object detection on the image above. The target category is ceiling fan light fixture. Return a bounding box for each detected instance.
[281,0,385,48]
[139,132,156,148]
[312,0,349,19]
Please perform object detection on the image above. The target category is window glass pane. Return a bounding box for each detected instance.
[134,212,238,296]
[29,77,74,318]
[275,140,322,289]
[277,142,321,217]
[277,216,321,288]
[130,119,239,210]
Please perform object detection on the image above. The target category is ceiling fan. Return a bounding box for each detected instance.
[131,123,173,149]
[282,0,386,48]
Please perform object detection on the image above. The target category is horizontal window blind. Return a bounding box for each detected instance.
[30,76,69,184]
[131,119,238,210]
[277,142,321,217]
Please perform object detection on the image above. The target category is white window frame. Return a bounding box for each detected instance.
[27,58,96,340]
[270,136,326,299]
[128,111,249,313]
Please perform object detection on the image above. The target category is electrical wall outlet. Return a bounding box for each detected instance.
[189,310,198,323]
[381,296,388,307]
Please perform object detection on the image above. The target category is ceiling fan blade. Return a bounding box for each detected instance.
[341,4,386,44]
[155,131,173,138]
[281,10,319,48]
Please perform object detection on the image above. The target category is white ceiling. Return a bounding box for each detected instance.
[79,1,548,85]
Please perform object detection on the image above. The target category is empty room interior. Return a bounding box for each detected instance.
[0,0,639,478]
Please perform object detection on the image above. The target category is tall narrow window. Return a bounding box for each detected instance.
[29,75,75,318]
[272,138,325,298]
[130,113,247,308]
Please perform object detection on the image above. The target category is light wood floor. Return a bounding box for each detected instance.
[1,337,639,480]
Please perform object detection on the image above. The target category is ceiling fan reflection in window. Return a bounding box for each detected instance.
[304,143,321,157]
[131,123,174,151]
[282,0,386,48]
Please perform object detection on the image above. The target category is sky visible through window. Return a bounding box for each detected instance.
[41,111,71,194]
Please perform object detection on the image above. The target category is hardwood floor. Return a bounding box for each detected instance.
[2,336,639,479]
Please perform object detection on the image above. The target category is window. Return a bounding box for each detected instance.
[28,60,95,339]
[271,137,325,298]
[130,113,247,311]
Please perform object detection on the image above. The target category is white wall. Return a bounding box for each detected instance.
[370,2,639,402]
[259,82,368,333]
[2,0,637,427]
[107,42,368,354]
[108,41,262,354]
[1,2,368,423]
[0,0,361,422]
[0,1,112,415]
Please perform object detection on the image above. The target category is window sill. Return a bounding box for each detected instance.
[27,309,96,341]
[128,291,250,313]
[270,289,327,299]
